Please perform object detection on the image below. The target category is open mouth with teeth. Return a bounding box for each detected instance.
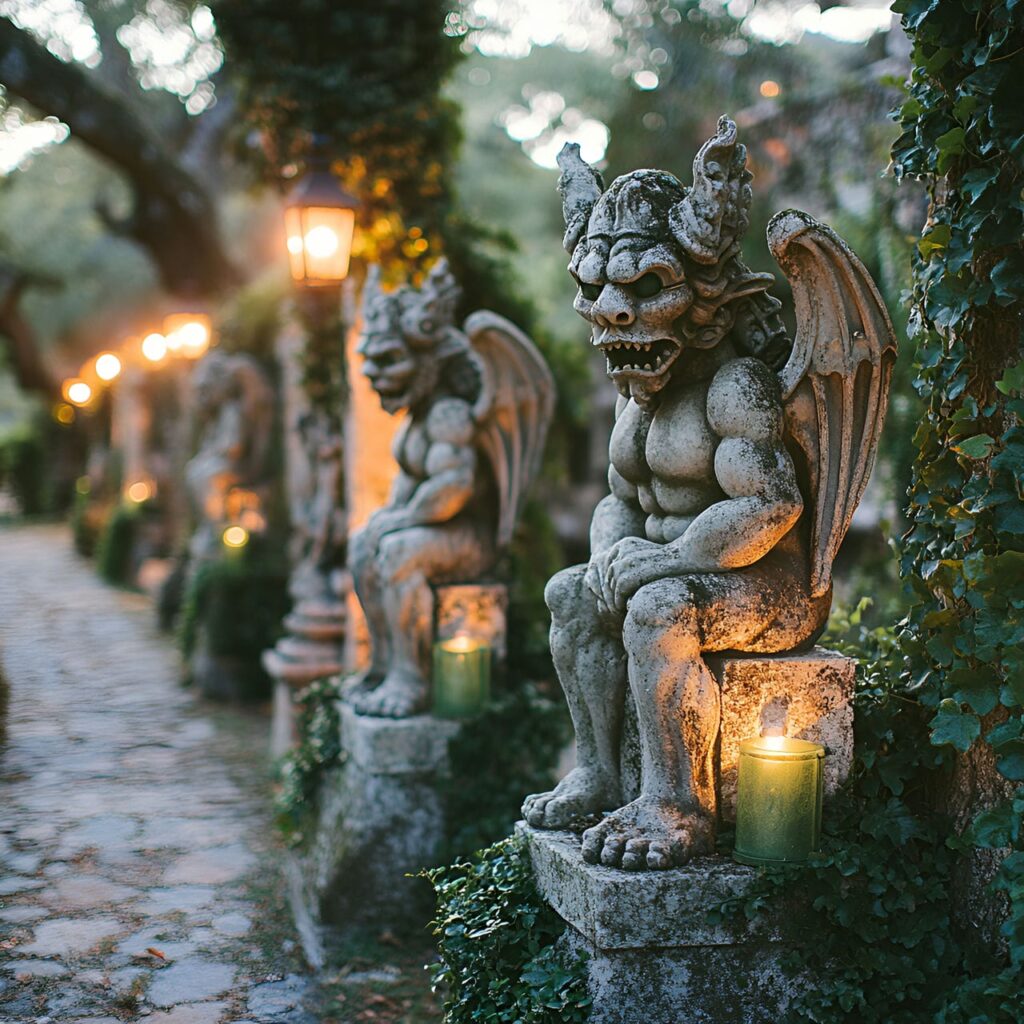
[601,338,680,376]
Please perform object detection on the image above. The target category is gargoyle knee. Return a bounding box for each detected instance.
[545,565,588,622]
[623,580,698,648]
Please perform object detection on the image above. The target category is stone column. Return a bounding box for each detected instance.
[287,702,462,954]
[264,291,350,757]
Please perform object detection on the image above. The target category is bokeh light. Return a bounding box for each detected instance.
[95,352,123,381]
[142,333,169,362]
[222,525,249,549]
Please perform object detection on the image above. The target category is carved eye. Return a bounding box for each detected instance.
[579,282,602,301]
[631,273,663,299]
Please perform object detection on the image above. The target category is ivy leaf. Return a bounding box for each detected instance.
[996,360,1024,395]
[951,434,995,459]
[930,700,980,751]
[918,223,951,257]
[997,740,1024,782]
[970,803,1020,847]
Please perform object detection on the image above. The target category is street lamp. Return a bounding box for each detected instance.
[284,149,358,288]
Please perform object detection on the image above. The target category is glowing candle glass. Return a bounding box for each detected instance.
[433,635,491,719]
[733,735,824,867]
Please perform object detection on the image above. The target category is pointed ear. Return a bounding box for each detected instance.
[557,143,605,254]
[669,115,753,265]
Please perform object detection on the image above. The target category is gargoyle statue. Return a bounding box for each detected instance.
[348,258,555,717]
[522,115,896,870]
[185,350,274,559]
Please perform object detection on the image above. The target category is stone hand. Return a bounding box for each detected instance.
[585,537,655,613]
[606,542,688,613]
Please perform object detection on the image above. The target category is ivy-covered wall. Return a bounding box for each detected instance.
[892,0,1024,973]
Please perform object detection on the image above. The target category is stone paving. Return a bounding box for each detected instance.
[0,525,320,1023]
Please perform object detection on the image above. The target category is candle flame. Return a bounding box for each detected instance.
[442,635,482,654]
[759,732,788,751]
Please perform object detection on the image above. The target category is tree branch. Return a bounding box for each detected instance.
[0,16,239,298]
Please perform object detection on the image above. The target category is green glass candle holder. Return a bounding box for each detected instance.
[432,636,490,719]
[734,735,824,867]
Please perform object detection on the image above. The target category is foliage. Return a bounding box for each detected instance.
[274,674,345,845]
[71,488,109,557]
[890,0,1024,1007]
[96,501,142,585]
[442,684,572,859]
[423,836,590,1024]
[179,544,290,698]
[0,421,47,514]
[215,0,463,271]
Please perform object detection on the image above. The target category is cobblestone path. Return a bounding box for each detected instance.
[0,525,320,1023]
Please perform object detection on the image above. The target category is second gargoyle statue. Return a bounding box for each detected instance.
[348,259,554,717]
[523,116,896,870]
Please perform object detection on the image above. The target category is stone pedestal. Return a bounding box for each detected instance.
[288,702,460,953]
[521,825,803,1024]
[709,646,855,820]
[523,647,854,1022]
[264,590,348,759]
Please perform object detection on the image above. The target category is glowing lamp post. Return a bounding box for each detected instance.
[284,158,358,289]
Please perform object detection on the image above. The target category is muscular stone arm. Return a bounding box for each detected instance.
[605,359,802,609]
[378,398,477,533]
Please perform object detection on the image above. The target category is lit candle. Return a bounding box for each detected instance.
[433,635,490,719]
[733,734,824,866]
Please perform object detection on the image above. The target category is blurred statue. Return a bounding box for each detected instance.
[522,116,896,870]
[348,259,555,717]
[185,350,275,559]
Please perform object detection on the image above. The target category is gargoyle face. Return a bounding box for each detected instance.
[572,232,694,405]
[359,331,436,415]
[569,173,695,406]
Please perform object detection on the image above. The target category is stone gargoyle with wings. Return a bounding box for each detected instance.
[522,116,897,870]
[348,258,555,717]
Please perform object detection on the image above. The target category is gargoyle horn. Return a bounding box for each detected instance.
[669,115,753,266]
[557,143,605,254]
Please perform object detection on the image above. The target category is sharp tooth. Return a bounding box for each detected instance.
[656,355,663,367]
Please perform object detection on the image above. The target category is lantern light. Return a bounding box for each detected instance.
[142,332,168,363]
[163,312,212,359]
[95,352,123,382]
[125,479,154,503]
[64,379,93,406]
[284,141,358,288]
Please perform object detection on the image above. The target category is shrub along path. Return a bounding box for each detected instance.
[0,524,319,1023]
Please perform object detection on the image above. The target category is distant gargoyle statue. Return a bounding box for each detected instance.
[522,116,896,870]
[348,258,555,717]
[185,350,274,559]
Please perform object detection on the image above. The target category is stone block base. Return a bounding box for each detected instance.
[288,703,460,951]
[521,825,804,1024]
[709,646,855,821]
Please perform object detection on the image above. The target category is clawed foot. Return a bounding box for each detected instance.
[522,768,619,829]
[350,670,428,718]
[581,797,712,871]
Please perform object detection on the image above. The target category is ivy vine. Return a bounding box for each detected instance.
[423,836,590,1024]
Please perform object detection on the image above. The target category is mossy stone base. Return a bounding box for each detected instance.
[287,703,461,957]
[520,824,805,1024]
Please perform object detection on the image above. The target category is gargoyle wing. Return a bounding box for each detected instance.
[771,210,898,597]
[466,311,555,548]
